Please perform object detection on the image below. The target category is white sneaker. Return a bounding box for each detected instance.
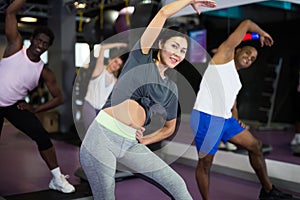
[291,133,300,146]
[49,174,75,193]
[218,142,226,149]
[225,142,237,151]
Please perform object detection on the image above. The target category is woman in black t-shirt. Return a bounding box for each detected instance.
[80,0,216,199]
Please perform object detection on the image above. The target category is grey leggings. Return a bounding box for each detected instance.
[80,120,193,200]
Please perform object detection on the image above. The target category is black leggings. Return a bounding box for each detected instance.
[0,103,53,151]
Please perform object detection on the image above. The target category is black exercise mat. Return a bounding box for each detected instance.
[3,183,92,200]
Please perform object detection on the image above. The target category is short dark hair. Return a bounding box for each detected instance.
[238,39,259,50]
[32,26,55,46]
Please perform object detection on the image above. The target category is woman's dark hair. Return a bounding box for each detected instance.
[153,26,189,59]
[158,26,189,44]
[32,26,55,46]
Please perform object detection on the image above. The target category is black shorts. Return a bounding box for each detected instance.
[0,102,53,151]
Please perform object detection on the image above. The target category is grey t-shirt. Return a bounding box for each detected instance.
[102,41,178,126]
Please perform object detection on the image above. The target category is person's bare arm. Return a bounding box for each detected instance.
[17,66,64,113]
[3,0,26,58]
[141,0,216,54]
[231,100,239,119]
[231,100,246,128]
[136,119,176,145]
[33,66,64,113]
[92,42,127,78]
[213,19,274,64]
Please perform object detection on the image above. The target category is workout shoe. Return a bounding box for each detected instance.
[290,133,300,146]
[218,142,226,150]
[259,185,293,200]
[49,174,75,193]
[225,142,237,151]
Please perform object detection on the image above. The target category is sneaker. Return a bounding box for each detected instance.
[218,142,226,150]
[291,133,300,146]
[259,185,293,200]
[225,142,237,151]
[49,174,75,193]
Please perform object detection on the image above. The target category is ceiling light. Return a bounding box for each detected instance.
[20,17,38,23]
[142,0,152,4]
[74,1,87,9]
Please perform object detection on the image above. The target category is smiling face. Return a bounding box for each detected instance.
[158,36,188,69]
[107,57,124,73]
[28,33,51,60]
[235,46,258,70]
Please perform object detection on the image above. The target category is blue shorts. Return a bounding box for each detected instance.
[190,109,245,156]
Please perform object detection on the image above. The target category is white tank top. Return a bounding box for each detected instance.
[193,60,242,119]
[0,46,44,106]
[85,69,115,110]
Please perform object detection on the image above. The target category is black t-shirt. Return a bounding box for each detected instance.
[102,41,178,126]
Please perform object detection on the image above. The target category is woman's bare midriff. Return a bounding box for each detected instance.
[102,99,146,129]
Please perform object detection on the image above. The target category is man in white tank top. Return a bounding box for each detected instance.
[190,19,293,200]
[0,0,74,193]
